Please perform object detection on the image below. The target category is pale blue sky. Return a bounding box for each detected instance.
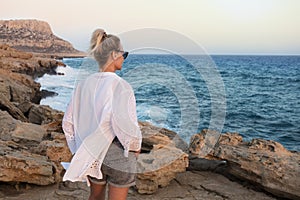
[1,0,299,55]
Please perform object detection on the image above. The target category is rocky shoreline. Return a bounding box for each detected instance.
[0,44,299,200]
[0,20,299,199]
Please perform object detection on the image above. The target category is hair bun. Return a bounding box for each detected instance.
[90,29,107,53]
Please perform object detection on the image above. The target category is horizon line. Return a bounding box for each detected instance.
[128,52,300,56]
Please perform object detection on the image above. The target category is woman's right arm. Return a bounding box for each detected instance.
[62,98,76,155]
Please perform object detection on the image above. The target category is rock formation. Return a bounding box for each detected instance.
[0,39,299,199]
[0,19,85,57]
[0,44,70,185]
[0,44,189,195]
[0,43,189,194]
[136,122,189,194]
[189,129,300,200]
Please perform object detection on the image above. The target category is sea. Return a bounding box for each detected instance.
[36,54,300,152]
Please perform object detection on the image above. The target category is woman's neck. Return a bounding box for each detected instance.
[101,62,116,72]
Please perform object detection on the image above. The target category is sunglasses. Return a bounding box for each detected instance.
[116,50,129,60]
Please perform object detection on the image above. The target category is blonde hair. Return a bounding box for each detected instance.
[89,29,121,70]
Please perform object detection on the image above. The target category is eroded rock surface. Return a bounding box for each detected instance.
[0,171,277,200]
[189,129,300,199]
[0,111,64,185]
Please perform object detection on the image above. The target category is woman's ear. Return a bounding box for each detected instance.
[112,51,118,60]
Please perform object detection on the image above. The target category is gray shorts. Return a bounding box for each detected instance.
[88,138,137,188]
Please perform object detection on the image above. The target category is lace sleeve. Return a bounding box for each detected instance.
[62,100,76,154]
[127,92,142,151]
[111,79,142,157]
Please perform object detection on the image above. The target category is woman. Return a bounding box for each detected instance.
[62,29,142,200]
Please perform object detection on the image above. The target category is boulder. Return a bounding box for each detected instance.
[11,122,47,143]
[0,93,28,122]
[0,140,56,185]
[0,111,18,141]
[27,103,64,125]
[0,70,40,104]
[136,122,189,194]
[136,144,188,194]
[189,129,300,199]
[36,132,72,162]
[139,121,188,152]
[0,110,66,185]
[0,110,46,146]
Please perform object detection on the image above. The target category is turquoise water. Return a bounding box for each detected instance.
[37,55,300,151]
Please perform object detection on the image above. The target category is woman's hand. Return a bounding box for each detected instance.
[131,149,141,158]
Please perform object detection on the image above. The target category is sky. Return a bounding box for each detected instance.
[1,0,300,55]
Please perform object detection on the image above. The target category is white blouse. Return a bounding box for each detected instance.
[62,72,142,185]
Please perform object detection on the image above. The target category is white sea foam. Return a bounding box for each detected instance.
[35,65,82,111]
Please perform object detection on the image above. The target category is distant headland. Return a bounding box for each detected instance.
[0,19,86,58]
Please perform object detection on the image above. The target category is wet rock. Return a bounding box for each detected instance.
[187,157,227,172]
[40,89,58,99]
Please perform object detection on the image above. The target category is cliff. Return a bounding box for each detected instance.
[0,19,86,57]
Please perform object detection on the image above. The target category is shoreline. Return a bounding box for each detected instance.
[0,44,299,199]
[31,51,87,59]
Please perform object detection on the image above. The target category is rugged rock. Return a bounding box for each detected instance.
[0,93,28,122]
[0,99,189,192]
[0,171,277,200]
[0,44,67,119]
[139,121,188,152]
[0,44,70,187]
[0,19,85,57]
[11,122,47,143]
[26,103,64,126]
[136,144,189,194]
[0,44,65,138]
[36,132,72,163]
[0,111,60,185]
[0,140,56,185]
[136,121,189,194]
[189,129,300,199]
[0,44,66,78]
[0,34,297,199]
[0,69,40,104]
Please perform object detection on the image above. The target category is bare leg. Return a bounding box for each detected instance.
[108,184,129,200]
[88,181,106,200]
